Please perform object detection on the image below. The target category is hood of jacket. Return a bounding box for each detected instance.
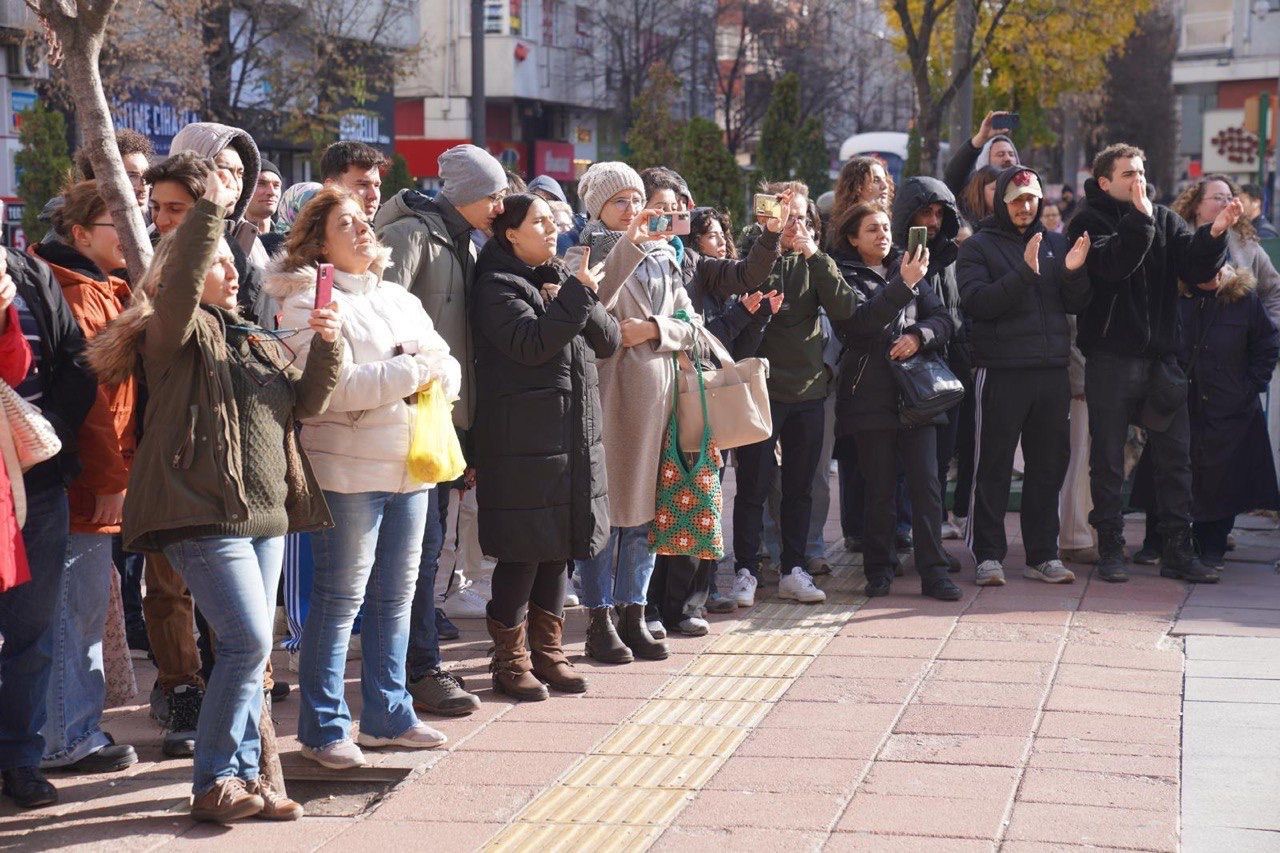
[1079,177,1132,226]
[169,122,262,222]
[32,239,110,283]
[261,246,394,302]
[979,166,1047,243]
[892,176,960,275]
[975,134,1019,169]
[372,188,453,239]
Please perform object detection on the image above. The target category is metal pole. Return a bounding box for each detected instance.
[1259,92,1270,192]
[948,0,976,167]
[470,0,486,146]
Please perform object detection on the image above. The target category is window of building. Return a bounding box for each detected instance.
[1179,0,1233,53]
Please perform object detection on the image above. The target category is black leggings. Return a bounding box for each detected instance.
[488,561,568,627]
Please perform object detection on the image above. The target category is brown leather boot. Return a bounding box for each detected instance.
[615,603,669,660]
[486,616,549,701]
[527,604,587,694]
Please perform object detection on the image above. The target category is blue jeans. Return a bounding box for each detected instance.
[162,536,283,795]
[407,486,445,680]
[0,481,68,771]
[575,525,655,608]
[299,489,428,748]
[41,533,113,766]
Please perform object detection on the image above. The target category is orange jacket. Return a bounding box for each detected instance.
[31,245,136,534]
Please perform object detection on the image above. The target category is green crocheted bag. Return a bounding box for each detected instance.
[648,313,724,560]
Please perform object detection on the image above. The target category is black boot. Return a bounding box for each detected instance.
[585,607,633,664]
[1,767,57,809]
[920,568,962,601]
[1095,528,1129,583]
[865,573,892,597]
[615,603,669,660]
[1159,526,1220,584]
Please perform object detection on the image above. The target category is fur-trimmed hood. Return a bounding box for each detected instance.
[261,245,394,301]
[84,292,155,386]
[1181,263,1257,302]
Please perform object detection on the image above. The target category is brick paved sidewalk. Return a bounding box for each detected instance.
[2,483,1277,851]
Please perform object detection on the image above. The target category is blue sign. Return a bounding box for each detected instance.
[112,96,200,155]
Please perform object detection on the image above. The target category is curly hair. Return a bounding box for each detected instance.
[280,186,374,271]
[75,129,155,179]
[830,157,894,234]
[689,207,738,259]
[1170,175,1256,243]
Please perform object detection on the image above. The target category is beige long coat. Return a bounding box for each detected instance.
[594,237,702,528]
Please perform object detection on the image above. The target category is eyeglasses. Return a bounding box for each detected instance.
[609,197,644,211]
[90,221,117,228]
[487,191,508,204]
[1205,194,1233,203]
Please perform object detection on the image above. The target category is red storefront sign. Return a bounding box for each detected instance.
[534,141,576,180]
[396,138,526,178]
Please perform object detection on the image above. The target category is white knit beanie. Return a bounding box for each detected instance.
[580,161,645,220]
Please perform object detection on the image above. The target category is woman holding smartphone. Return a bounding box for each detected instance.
[264,188,461,771]
[89,170,343,822]
[829,202,962,601]
[471,193,619,699]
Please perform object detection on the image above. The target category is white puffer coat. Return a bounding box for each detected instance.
[264,252,460,493]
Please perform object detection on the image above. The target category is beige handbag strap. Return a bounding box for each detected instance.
[692,323,737,368]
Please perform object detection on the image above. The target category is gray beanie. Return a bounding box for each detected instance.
[527,174,567,204]
[580,161,645,220]
[438,144,507,206]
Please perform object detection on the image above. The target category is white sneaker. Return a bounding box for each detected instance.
[286,650,300,673]
[646,619,667,640]
[975,560,1006,586]
[677,616,709,636]
[1023,559,1076,584]
[956,515,970,540]
[301,738,367,769]
[941,520,961,540]
[441,586,489,619]
[732,569,757,608]
[778,567,826,603]
[563,591,580,607]
[357,720,448,750]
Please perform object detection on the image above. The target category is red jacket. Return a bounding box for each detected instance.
[31,244,136,535]
[0,305,33,591]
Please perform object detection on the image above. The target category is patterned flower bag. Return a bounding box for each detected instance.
[649,315,724,560]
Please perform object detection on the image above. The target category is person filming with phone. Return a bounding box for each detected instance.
[957,167,1093,588]
[944,111,1021,198]
[828,203,960,601]
[264,188,462,772]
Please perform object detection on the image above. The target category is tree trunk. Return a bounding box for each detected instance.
[919,106,944,178]
[48,18,152,283]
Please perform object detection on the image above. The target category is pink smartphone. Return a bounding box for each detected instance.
[314,263,335,308]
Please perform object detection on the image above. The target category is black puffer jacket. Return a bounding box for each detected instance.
[470,238,621,563]
[1066,178,1227,359]
[682,229,780,361]
[891,177,966,355]
[830,243,954,434]
[958,167,1092,369]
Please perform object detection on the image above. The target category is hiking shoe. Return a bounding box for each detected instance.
[408,667,480,717]
[162,685,202,758]
[706,591,736,614]
[732,569,757,607]
[1133,546,1160,565]
[1096,529,1129,582]
[806,556,832,576]
[435,609,460,640]
[677,616,709,636]
[245,777,303,821]
[1024,560,1076,584]
[778,567,826,603]
[358,720,447,750]
[300,739,367,770]
[975,560,1006,586]
[1159,527,1220,584]
[190,777,264,824]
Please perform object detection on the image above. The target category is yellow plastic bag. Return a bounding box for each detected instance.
[406,382,466,484]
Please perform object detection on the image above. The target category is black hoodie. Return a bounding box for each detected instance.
[957,167,1092,370]
[890,177,966,351]
[1066,178,1227,359]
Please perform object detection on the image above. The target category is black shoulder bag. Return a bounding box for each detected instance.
[886,306,965,427]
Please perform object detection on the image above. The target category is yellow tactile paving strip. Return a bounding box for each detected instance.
[483,554,867,850]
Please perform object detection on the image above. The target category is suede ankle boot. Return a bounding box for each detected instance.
[486,615,549,701]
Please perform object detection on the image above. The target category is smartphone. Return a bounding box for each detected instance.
[907,226,929,257]
[314,263,335,309]
[648,213,673,234]
[992,112,1020,131]
[670,210,691,236]
[563,245,590,273]
[753,193,783,220]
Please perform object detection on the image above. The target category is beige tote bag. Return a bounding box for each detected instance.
[676,327,773,453]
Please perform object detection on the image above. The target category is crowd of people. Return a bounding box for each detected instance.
[0,107,1276,824]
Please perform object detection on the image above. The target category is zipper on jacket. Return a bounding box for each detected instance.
[1101,295,1118,338]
